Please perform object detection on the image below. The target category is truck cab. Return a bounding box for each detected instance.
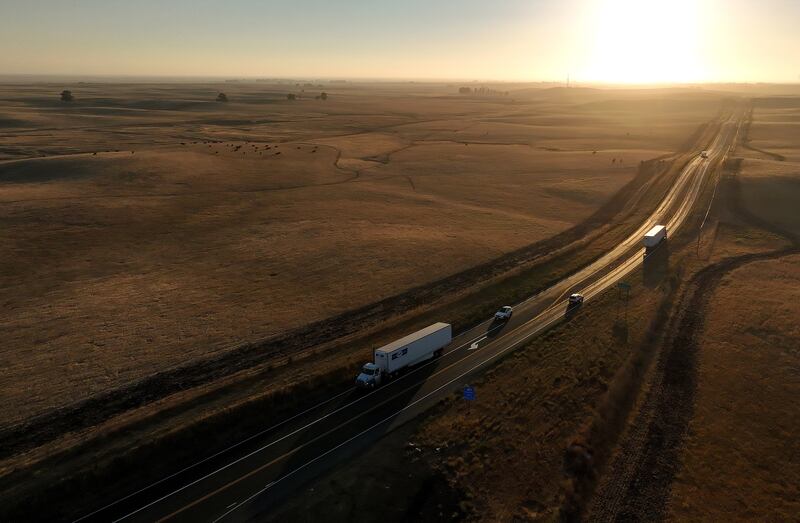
[354,323,452,390]
[355,362,384,389]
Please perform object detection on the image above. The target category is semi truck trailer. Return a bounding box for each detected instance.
[355,322,452,389]
[643,224,667,249]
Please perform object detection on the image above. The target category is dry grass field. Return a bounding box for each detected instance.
[261,279,672,522]
[738,100,800,237]
[665,99,800,521]
[261,97,800,522]
[667,256,800,521]
[0,81,721,429]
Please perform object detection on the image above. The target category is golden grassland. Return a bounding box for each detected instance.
[262,281,670,522]
[665,99,800,521]
[0,82,721,426]
[414,291,666,521]
[667,256,800,522]
[259,96,800,523]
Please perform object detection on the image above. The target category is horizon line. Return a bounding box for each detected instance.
[0,73,797,87]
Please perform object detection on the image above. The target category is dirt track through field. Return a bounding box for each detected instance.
[588,174,800,522]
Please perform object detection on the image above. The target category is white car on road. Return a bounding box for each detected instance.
[494,306,513,321]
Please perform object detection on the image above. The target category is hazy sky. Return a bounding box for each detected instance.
[1,0,798,83]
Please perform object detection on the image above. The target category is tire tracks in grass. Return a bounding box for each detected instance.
[586,173,799,522]
[741,102,786,162]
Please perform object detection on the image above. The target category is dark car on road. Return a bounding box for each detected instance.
[568,293,584,306]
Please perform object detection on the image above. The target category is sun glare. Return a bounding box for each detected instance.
[582,0,707,83]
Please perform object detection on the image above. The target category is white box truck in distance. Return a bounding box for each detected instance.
[643,224,667,249]
[355,322,452,389]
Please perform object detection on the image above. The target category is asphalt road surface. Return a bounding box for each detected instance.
[76,112,743,523]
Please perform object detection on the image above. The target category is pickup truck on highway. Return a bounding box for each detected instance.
[355,322,452,389]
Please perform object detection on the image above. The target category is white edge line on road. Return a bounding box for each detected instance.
[215,126,733,519]
[214,307,563,522]
[80,307,523,521]
[89,117,739,523]
[107,324,508,523]
[74,388,353,522]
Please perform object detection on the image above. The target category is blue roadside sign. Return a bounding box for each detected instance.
[617,281,631,291]
[463,385,476,401]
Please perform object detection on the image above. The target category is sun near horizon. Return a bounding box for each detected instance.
[0,0,798,84]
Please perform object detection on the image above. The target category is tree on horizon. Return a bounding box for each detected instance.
[60,90,73,102]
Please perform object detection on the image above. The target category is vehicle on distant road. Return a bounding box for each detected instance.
[700,150,708,158]
[355,322,452,389]
[494,306,513,321]
[643,224,667,249]
[568,293,584,306]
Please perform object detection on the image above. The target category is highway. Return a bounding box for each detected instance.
[76,113,742,523]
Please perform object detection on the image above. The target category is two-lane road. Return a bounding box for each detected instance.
[77,112,742,523]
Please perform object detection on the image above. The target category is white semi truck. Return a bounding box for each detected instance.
[355,322,452,389]
[643,224,667,249]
